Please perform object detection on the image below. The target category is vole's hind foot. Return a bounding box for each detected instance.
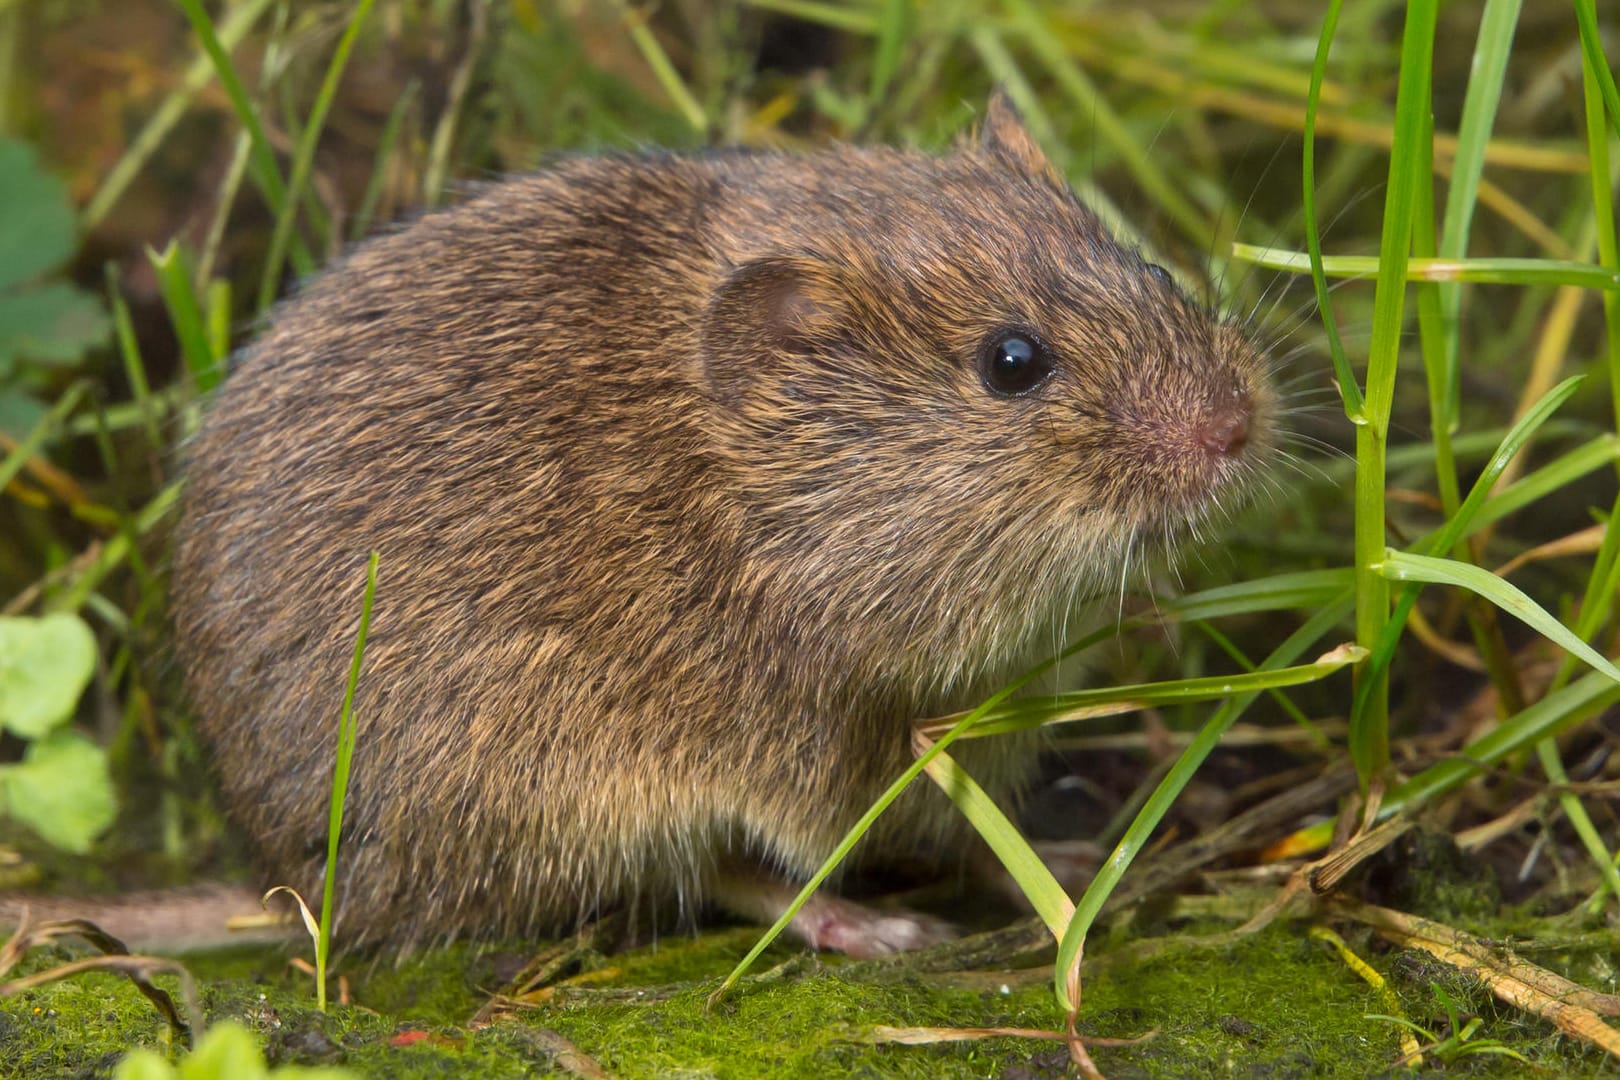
[794,894,955,957]
[712,869,955,958]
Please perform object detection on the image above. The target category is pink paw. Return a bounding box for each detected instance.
[793,893,955,958]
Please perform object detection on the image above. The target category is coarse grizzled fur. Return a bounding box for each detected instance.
[171,94,1273,949]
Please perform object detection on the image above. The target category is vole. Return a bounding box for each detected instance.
[158,94,1272,957]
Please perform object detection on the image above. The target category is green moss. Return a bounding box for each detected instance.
[3,921,1615,1079]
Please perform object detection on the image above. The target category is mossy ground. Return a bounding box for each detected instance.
[3,913,1614,1078]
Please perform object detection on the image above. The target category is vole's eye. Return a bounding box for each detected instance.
[1146,263,1173,286]
[980,331,1053,397]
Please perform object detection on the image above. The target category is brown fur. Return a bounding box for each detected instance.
[170,98,1273,949]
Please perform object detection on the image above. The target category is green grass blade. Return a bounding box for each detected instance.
[256,0,376,312]
[619,2,706,135]
[82,0,277,229]
[1427,375,1586,557]
[317,550,380,1012]
[923,749,1072,939]
[352,78,419,241]
[172,0,309,260]
[1573,0,1620,143]
[1536,739,1620,908]
[1005,0,1211,249]
[1160,568,1355,623]
[0,381,88,495]
[55,482,182,614]
[1387,668,1620,813]
[1451,434,1620,538]
[1302,0,1363,420]
[866,0,911,105]
[1377,549,1620,686]
[739,0,878,35]
[950,646,1365,739]
[965,26,1138,249]
[148,242,220,393]
[1412,109,1457,520]
[1053,597,1356,1011]
[715,677,1026,1001]
[1437,0,1521,431]
[1193,621,1332,747]
[1366,0,1439,425]
[1230,247,1620,290]
[1351,0,1439,784]
[104,265,161,448]
[1349,374,1587,730]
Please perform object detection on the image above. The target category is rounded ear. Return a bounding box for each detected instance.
[977,89,1063,186]
[701,256,850,408]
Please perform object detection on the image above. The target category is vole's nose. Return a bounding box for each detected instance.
[1196,391,1251,458]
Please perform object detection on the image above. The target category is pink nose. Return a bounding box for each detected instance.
[1197,406,1250,457]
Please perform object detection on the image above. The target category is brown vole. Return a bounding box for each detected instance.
[166,95,1272,956]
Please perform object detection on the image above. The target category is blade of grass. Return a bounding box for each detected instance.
[316,550,379,1012]
[1376,550,1620,686]
[147,243,220,393]
[1349,375,1587,729]
[422,0,486,208]
[1385,668,1620,814]
[713,675,1026,1002]
[256,0,376,313]
[617,1,706,135]
[739,0,878,35]
[1548,11,1620,691]
[205,279,231,362]
[1535,47,1620,908]
[922,747,1073,938]
[82,0,278,229]
[1159,568,1356,623]
[1573,0,1620,143]
[935,647,1366,739]
[352,78,419,240]
[1004,0,1213,249]
[1412,108,1458,516]
[716,616,1141,1001]
[0,382,88,496]
[1230,247,1620,290]
[1301,0,1362,420]
[173,0,319,274]
[104,266,160,449]
[866,0,912,105]
[1535,739,1620,908]
[1351,0,1439,784]
[1436,0,1521,443]
[53,483,181,614]
[1192,621,1333,750]
[1052,602,1357,1012]
[964,24,1139,250]
[1449,434,1620,539]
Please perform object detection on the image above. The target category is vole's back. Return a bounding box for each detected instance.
[174,113,1271,948]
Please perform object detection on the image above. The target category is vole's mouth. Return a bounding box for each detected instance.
[1105,378,1274,532]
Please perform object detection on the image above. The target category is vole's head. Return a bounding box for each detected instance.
[702,94,1274,683]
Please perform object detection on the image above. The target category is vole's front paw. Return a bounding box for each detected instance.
[793,893,955,958]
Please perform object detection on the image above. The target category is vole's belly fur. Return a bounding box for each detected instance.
[174,157,1054,947]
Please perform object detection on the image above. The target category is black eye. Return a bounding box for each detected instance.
[979,330,1053,397]
[1146,263,1173,286]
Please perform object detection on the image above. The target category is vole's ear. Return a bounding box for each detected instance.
[978,89,1062,186]
[702,256,849,407]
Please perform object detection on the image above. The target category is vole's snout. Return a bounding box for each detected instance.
[1195,388,1253,459]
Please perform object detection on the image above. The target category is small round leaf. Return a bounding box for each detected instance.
[0,612,97,738]
[0,729,116,853]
